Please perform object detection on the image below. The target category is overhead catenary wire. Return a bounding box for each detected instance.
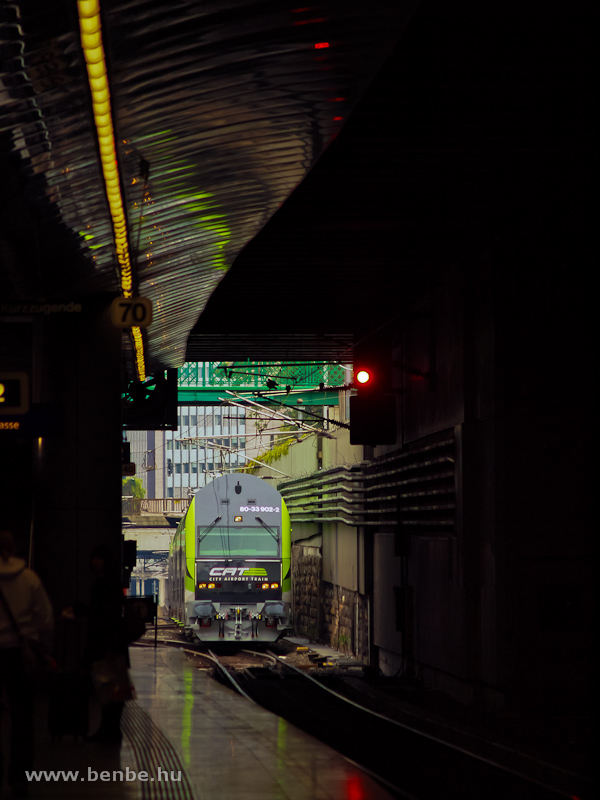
[223,392,332,438]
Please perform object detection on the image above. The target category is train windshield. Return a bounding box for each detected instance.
[197,527,279,557]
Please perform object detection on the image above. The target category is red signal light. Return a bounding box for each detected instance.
[356,369,372,385]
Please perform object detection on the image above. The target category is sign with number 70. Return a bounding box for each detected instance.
[110,297,153,328]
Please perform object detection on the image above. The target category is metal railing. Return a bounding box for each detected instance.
[140,497,191,514]
[122,497,191,515]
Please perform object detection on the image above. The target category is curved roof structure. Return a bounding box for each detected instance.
[1,0,417,377]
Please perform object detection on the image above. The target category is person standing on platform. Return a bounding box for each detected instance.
[81,544,129,744]
[0,529,54,798]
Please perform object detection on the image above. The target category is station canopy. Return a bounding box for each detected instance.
[0,0,417,382]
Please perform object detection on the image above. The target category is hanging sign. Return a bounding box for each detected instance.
[0,372,29,415]
[111,297,153,328]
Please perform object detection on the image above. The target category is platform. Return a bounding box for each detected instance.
[3,647,397,800]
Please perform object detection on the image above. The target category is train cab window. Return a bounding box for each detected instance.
[197,527,279,557]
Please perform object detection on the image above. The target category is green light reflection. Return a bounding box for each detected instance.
[181,666,194,767]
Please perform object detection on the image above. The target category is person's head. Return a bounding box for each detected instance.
[0,530,17,561]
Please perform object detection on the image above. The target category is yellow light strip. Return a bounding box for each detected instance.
[77,0,146,381]
[131,325,145,381]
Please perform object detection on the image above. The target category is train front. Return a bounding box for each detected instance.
[188,474,291,642]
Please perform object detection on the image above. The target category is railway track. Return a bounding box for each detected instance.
[134,635,587,800]
[207,649,580,800]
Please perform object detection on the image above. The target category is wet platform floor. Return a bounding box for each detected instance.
[5,647,397,800]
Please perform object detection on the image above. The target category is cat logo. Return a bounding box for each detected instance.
[209,567,268,577]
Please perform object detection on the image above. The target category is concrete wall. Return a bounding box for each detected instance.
[370,251,592,712]
[291,543,321,642]
[322,523,358,592]
[292,542,370,663]
[322,582,370,662]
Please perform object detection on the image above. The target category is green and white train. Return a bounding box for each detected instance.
[166,474,291,642]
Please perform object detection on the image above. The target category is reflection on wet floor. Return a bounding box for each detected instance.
[130,646,396,800]
[9,646,395,800]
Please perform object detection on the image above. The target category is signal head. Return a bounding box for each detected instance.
[355,368,372,385]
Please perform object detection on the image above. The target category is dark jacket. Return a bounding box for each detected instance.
[78,573,128,665]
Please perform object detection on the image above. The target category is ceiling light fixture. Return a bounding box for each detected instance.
[77,0,146,381]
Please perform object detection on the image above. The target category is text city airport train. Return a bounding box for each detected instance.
[166,474,291,642]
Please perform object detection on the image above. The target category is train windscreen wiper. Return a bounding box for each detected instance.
[255,516,280,542]
[197,516,222,543]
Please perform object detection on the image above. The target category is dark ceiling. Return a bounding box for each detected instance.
[187,0,592,362]
[1,1,592,371]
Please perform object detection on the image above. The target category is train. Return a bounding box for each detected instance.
[165,473,291,642]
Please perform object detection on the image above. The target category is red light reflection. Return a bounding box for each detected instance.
[294,17,327,25]
[345,774,365,800]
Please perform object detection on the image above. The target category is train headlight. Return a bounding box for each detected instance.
[208,583,216,589]
[261,583,269,589]
[198,583,207,589]
[270,583,279,589]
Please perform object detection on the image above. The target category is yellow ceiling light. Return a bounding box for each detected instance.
[77,0,146,381]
